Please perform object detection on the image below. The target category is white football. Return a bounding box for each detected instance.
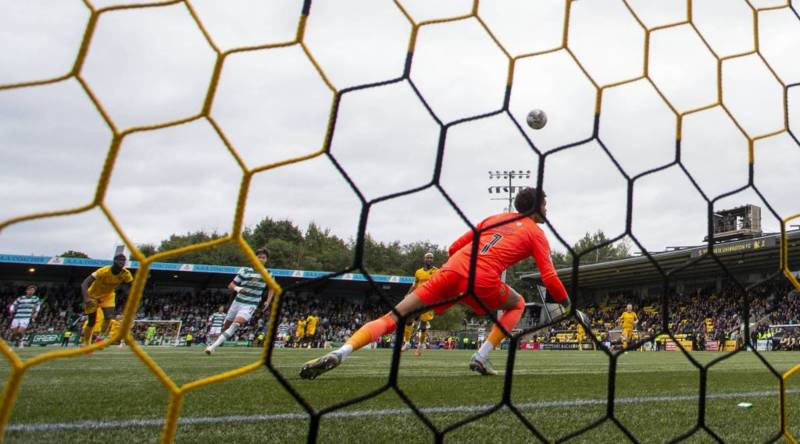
[526,109,547,130]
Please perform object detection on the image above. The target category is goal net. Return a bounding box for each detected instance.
[131,319,182,347]
[1,1,800,443]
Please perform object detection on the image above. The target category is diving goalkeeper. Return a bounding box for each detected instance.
[301,187,576,379]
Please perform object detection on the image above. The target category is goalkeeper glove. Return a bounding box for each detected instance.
[547,294,590,326]
[575,309,591,327]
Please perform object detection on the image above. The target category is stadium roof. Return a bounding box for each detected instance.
[0,254,415,299]
[520,230,800,291]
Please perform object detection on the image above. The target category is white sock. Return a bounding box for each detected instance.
[336,344,353,361]
[210,334,227,349]
[477,341,494,360]
[211,324,239,349]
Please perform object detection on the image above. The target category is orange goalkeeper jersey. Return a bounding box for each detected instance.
[444,212,567,302]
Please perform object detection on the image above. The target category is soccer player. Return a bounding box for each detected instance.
[7,285,41,348]
[576,322,586,351]
[207,305,226,343]
[276,318,290,346]
[301,187,575,379]
[295,317,307,348]
[81,309,104,345]
[107,314,125,348]
[80,254,134,346]
[305,313,320,349]
[412,252,438,356]
[401,319,415,352]
[618,304,638,349]
[204,247,274,354]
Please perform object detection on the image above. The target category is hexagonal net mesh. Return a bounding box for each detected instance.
[1,0,800,442]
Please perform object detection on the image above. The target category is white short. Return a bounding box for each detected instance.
[225,301,257,323]
[10,318,30,329]
[209,326,222,335]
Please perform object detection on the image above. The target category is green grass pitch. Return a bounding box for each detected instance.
[1,347,798,443]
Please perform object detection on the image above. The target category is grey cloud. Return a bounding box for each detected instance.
[80,3,216,130]
[0,79,110,222]
[2,1,799,260]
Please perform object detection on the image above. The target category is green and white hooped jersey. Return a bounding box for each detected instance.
[12,295,41,320]
[209,312,226,328]
[232,267,268,306]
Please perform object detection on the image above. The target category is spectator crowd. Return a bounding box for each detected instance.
[540,280,800,351]
[2,278,799,350]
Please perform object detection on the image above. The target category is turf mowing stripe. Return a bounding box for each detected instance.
[8,389,798,433]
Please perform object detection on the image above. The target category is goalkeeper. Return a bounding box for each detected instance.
[301,187,573,379]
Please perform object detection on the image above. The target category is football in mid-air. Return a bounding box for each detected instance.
[526,109,547,130]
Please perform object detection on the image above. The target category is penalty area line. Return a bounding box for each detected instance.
[8,389,798,433]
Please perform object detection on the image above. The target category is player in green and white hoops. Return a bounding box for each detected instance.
[204,247,274,355]
[207,305,226,343]
[7,285,41,348]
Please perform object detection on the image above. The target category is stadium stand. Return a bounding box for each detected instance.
[2,244,798,352]
[522,228,800,352]
[0,254,411,348]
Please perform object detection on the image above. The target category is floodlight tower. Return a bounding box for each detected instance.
[487,170,531,286]
[487,170,531,212]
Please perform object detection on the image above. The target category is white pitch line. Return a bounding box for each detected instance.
[7,389,798,433]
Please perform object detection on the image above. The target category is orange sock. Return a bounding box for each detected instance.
[488,297,525,347]
[346,314,397,351]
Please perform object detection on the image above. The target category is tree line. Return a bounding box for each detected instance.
[61,218,630,331]
[62,217,631,285]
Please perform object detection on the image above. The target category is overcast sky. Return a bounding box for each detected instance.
[1,0,799,265]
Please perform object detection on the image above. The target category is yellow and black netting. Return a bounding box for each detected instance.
[1,0,799,442]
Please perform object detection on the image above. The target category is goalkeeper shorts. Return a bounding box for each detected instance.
[414,269,510,316]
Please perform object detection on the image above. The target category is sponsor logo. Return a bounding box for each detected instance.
[691,237,776,257]
[29,333,62,345]
[539,342,580,350]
